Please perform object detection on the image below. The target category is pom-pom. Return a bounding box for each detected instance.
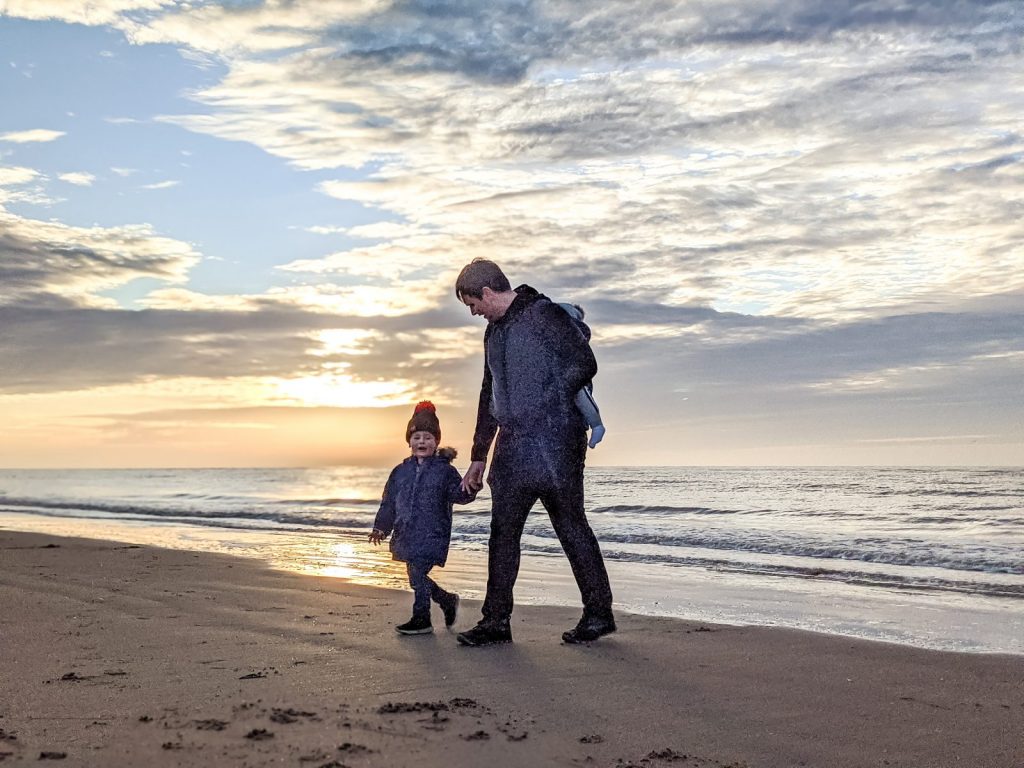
[414,400,436,414]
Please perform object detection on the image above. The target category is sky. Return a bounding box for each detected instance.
[1,0,1022,469]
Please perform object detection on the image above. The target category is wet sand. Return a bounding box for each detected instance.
[0,530,1021,767]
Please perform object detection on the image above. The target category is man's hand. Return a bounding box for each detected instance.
[461,461,486,493]
[368,529,386,545]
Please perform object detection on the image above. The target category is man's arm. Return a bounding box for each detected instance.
[470,335,498,463]
[464,335,497,492]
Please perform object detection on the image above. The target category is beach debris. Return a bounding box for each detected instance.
[38,752,66,760]
[238,671,266,680]
[137,716,152,723]
[0,730,15,742]
[58,672,86,682]
[244,728,274,741]
[418,710,449,730]
[580,734,604,744]
[337,743,372,755]
[461,730,490,741]
[193,719,228,731]
[644,748,688,761]
[270,707,318,724]
[377,700,448,714]
[160,742,182,751]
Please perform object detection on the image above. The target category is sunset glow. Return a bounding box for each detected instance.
[1,2,1022,467]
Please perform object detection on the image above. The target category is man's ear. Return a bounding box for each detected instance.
[480,286,494,299]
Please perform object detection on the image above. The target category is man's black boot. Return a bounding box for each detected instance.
[561,613,616,644]
[456,619,512,646]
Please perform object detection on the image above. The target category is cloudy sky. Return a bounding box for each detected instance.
[1,0,1022,468]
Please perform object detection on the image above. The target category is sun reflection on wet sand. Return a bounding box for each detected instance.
[0,512,491,602]
[0,513,413,592]
[278,538,408,591]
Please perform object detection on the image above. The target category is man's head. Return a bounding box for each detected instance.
[455,258,515,323]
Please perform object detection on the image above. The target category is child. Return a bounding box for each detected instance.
[558,302,606,448]
[369,401,476,635]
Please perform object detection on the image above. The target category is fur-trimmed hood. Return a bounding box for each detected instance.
[436,446,458,461]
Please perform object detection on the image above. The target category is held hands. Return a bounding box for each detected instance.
[461,460,486,494]
[368,529,387,545]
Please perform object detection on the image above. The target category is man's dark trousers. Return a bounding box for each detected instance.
[480,435,613,623]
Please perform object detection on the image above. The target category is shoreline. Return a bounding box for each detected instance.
[3,510,1023,655]
[1,529,1022,768]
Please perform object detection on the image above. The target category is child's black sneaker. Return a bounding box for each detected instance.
[456,619,512,646]
[439,593,460,627]
[395,616,433,635]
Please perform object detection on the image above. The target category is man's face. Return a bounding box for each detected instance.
[461,287,502,323]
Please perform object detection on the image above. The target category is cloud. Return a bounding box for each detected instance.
[0,211,199,309]
[2,0,1023,464]
[0,0,171,26]
[0,129,65,143]
[0,165,39,188]
[0,165,51,207]
[141,180,180,190]
[121,0,1020,330]
[58,171,96,186]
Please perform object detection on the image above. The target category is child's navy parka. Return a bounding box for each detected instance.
[372,447,476,567]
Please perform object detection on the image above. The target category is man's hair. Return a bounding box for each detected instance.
[455,258,511,300]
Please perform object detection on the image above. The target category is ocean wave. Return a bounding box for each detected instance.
[450,524,1024,575]
[513,543,1024,599]
[587,504,746,516]
[0,497,371,531]
[275,497,380,507]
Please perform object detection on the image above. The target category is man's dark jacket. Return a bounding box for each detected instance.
[471,284,597,489]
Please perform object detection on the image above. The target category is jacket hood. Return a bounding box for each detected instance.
[496,284,545,326]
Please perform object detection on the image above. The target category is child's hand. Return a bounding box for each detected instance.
[368,529,386,545]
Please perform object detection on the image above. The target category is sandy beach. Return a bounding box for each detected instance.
[1,530,1021,768]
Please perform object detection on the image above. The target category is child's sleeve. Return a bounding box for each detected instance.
[372,467,399,535]
[575,387,602,427]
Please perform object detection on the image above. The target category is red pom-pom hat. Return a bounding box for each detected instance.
[406,400,441,443]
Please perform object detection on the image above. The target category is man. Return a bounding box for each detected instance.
[454,258,615,646]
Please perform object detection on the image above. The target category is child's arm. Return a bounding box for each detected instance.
[369,468,398,544]
[575,387,606,448]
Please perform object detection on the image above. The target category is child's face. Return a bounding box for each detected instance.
[408,430,438,459]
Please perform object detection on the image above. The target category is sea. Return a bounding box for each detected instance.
[1,466,1022,654]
